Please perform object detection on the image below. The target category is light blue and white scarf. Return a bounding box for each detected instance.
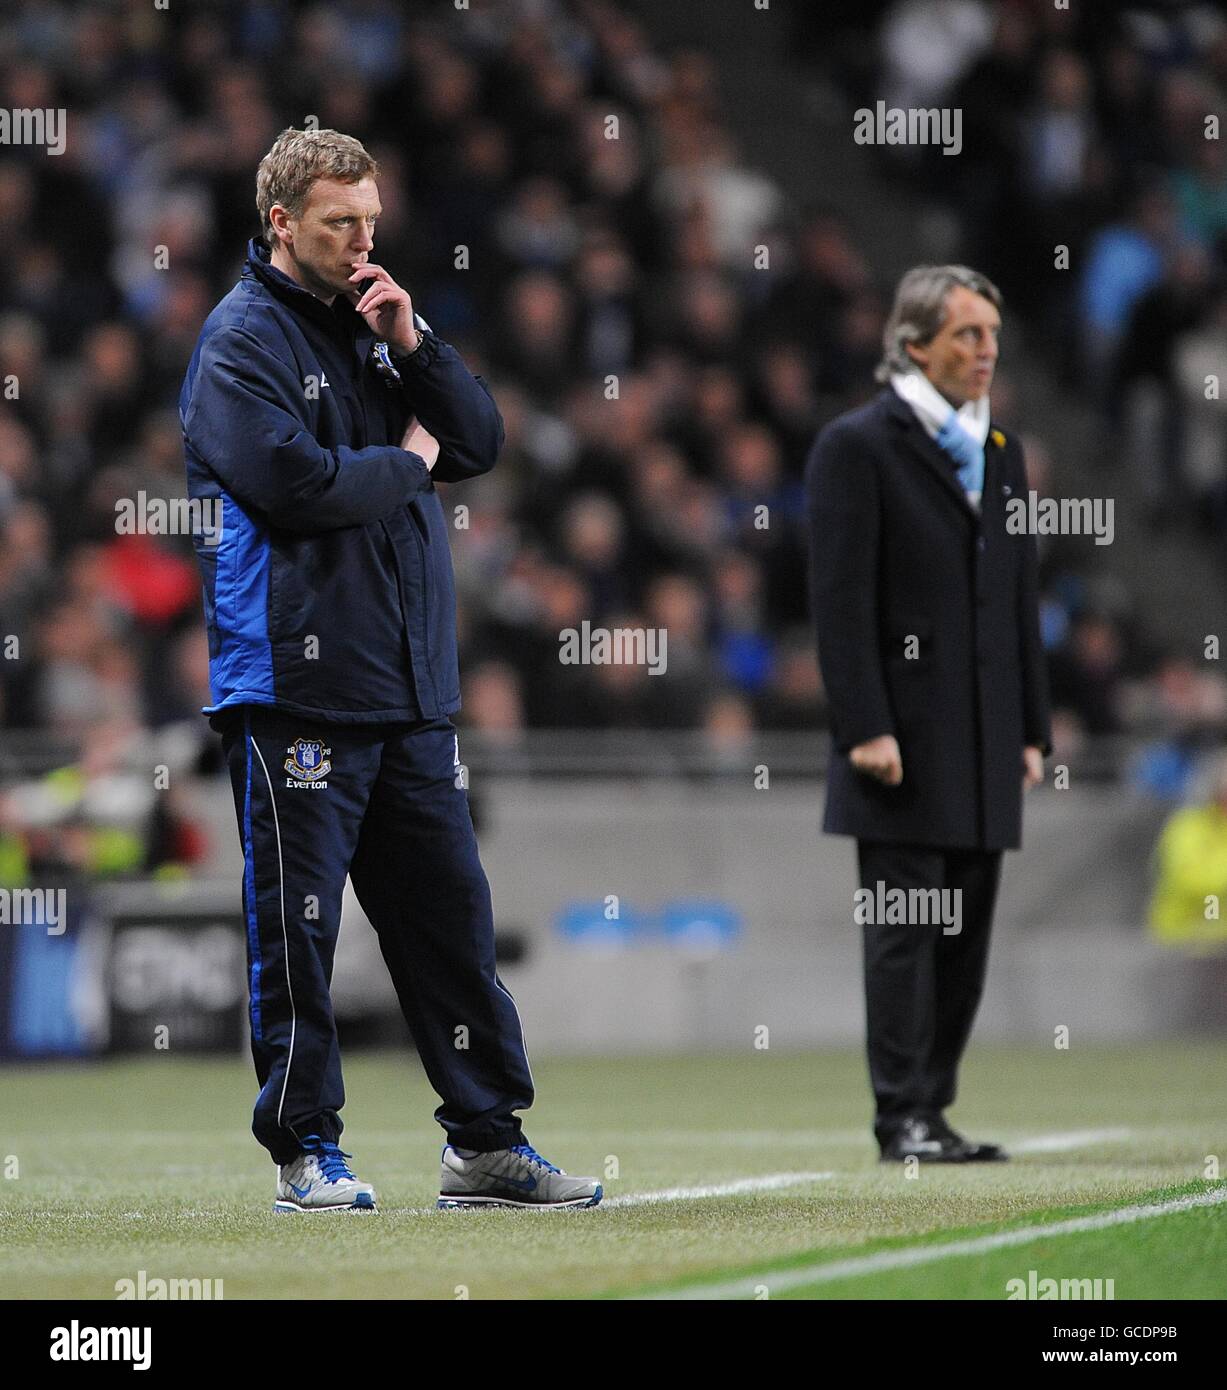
[890,369,990,510]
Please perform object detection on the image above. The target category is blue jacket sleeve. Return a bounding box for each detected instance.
[184,325,434,533]
[394,332,505,483]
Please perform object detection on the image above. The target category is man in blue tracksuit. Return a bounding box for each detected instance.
[180,127,600,1212]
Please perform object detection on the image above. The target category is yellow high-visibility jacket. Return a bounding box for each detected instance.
[1149,803,1227,949]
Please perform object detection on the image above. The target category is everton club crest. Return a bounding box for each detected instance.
[370,340,403,386]
[284,738,332,790]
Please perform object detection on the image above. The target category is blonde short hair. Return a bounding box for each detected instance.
[255,127,379,249]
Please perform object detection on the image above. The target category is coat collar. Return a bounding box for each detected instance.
[242,238,374,371]
[880,387,1001,521]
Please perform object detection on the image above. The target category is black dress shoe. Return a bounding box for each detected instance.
[928,1113,1009,1162]
[878,1115,1009,1163]
[878,1115,962,1162]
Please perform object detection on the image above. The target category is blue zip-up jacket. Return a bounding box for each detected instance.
[180,238,503,723]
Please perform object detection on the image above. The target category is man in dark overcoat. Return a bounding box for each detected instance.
[805,264,1052,1162]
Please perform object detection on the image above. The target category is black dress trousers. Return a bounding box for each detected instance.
[856,839,1003,1142]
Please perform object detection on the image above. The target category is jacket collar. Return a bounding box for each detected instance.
[242,238,374,368]
[880,387,998,521]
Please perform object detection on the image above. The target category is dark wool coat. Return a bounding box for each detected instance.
[805,388,1052,851]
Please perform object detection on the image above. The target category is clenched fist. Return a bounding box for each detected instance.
[849,733,903,786]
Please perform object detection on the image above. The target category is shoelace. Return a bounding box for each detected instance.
[302,1136,357,1184]
[510,1142,560,1174]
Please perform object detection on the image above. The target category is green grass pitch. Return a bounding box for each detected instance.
[0,1043,1224,1300]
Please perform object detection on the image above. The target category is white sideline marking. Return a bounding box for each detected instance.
[646,1186,1227,1299]
[604,1172,834,1208]
[390,1171,835,1217]
[1010,1128,1132,1154]
[330,1128,1145,1216]
[540,1126,1139,1151]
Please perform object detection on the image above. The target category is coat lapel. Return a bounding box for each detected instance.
[882,389,981,521]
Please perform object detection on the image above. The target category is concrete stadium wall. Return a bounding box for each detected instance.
[192,778,1226,1048]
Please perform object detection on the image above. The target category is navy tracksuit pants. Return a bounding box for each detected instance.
[214,705,534,1165]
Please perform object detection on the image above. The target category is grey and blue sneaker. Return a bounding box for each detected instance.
[437,1142,602,1209]
[274,1135,377,1213]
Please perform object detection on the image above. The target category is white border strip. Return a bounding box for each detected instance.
[647,1186,1227,1299]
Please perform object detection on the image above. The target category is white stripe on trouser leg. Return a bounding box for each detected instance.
[249,734,298,1132]
[494,977,535,1094]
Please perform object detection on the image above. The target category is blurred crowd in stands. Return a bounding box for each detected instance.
[846,0,1227,524]
[803,0,1227,793]
[0,0,1225,881]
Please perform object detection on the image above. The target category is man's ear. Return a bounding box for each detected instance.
[903,340,928,369]
[269,204,293,248]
